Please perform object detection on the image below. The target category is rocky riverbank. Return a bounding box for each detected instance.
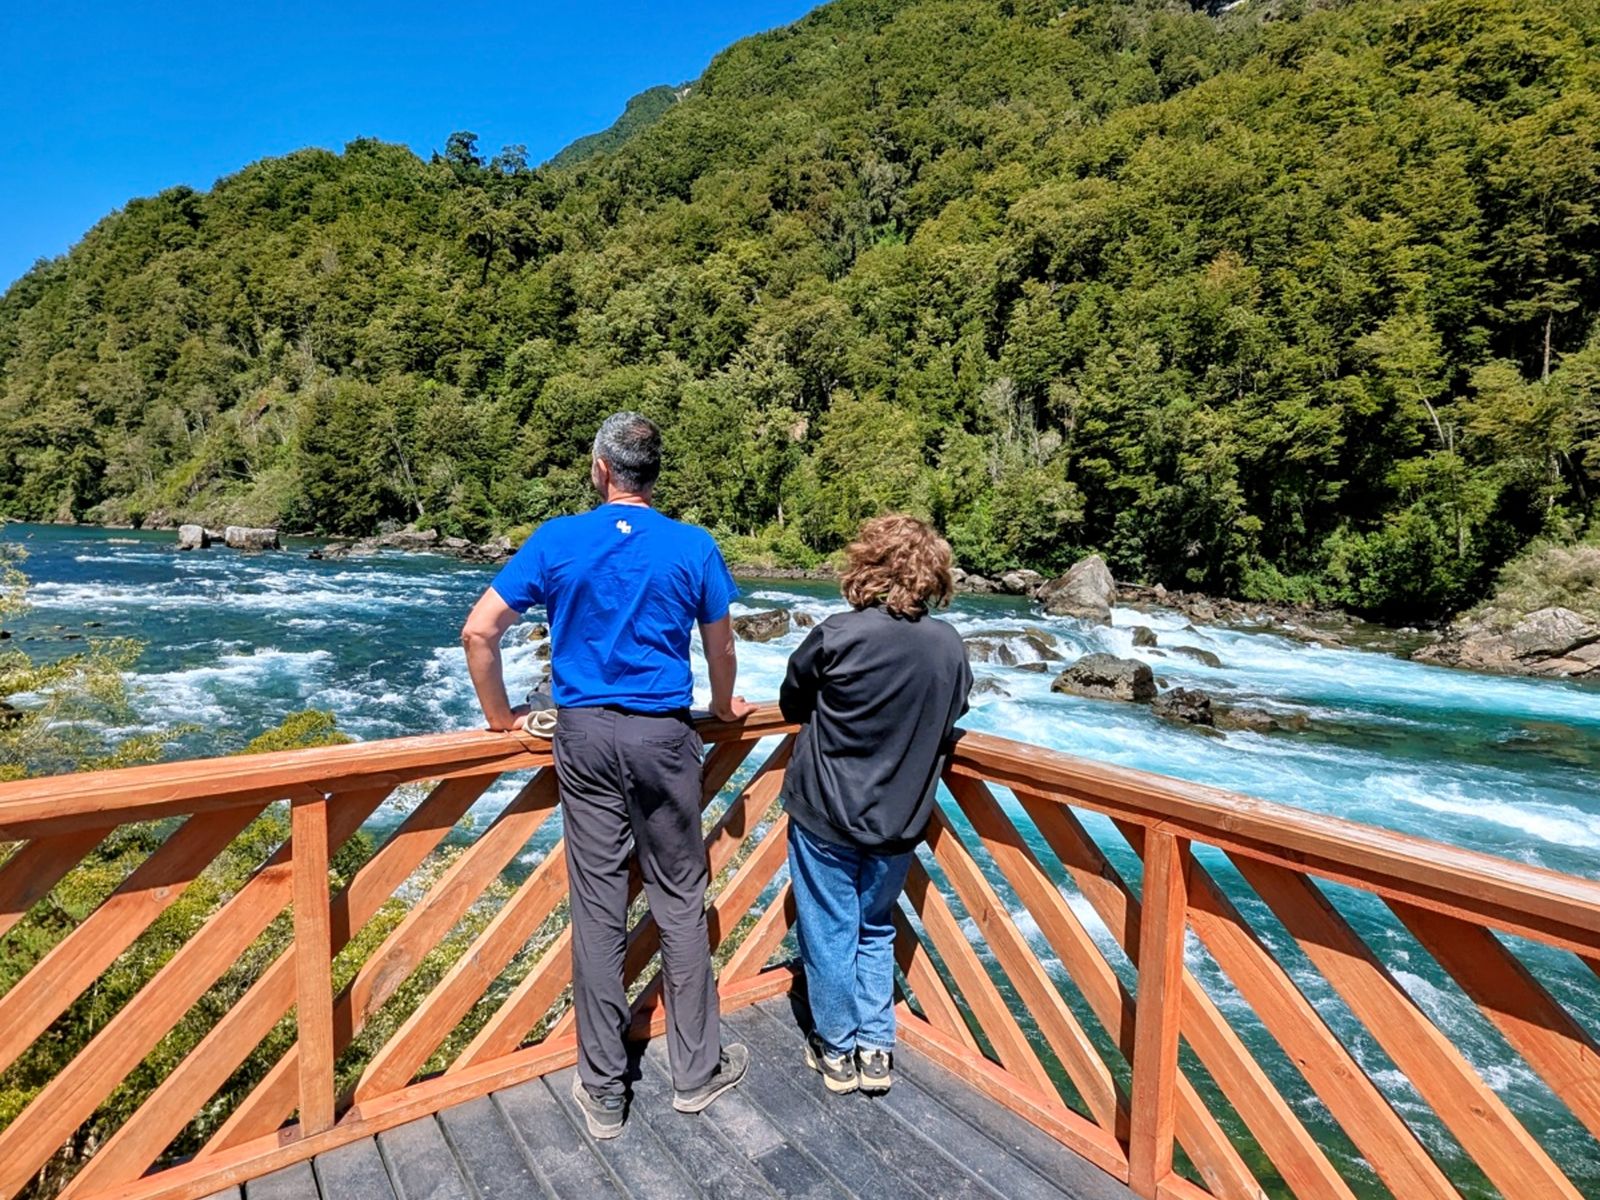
[1413,607,1600,679]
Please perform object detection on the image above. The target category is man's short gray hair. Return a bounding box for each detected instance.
[593,412,662,493]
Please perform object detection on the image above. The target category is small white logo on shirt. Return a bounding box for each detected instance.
[615,519,633,535]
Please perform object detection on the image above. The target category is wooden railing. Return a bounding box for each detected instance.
[0,704,1595,1200]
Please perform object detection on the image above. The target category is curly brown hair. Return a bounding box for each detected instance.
[840,514,955,618]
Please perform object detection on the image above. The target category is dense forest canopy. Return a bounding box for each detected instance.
[1,0,1597,619]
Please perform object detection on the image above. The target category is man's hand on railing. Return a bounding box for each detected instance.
[486,704,532,733]
[712,695,755,722]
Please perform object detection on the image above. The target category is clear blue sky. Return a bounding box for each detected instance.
[0,1,821,290]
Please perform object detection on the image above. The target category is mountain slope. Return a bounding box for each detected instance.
[1,0,1597,619]
[547,83,692,168]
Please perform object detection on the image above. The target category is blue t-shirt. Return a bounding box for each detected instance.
[490,503,739,712]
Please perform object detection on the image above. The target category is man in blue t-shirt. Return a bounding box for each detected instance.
[461,412,753,1137]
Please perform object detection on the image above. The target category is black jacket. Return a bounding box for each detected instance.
[778,605,972,854]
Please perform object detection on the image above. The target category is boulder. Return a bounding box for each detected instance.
[794,611,817,629]
[1131,625,1158,648]
[732,609,791,642]
[963,637,1019,666]
[177,524,210,551]
[1050,654,1156,704]
[971,677,1011,699]
[1414,607,1600,678]
[373,528,439,552]
[1151,687,1214,727]
[963,574,1000,594]
[1015,662,1053,674]
[1036,555,1116,624]
[998,569,1044,596]
[223,526,280,551]
[1213,705,1311,734]
[1170,645,1224,669]
[308,543,352,560]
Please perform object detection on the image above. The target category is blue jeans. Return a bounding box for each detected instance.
[787,821,915,1057]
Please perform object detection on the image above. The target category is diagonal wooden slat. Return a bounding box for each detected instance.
[903,857,1057,1096]
[0,785,391,1200]
[203,772,559,1152]
[0,827,108,940]
[723,882,797,984]
[1391,899,1600,1145]
[0,805,267,1074]
[924,806,1126,1137]
[951,779,1268,1200]
[61,774,498,1198]
[1182,855,1462,1200]
[1237,857,1584,1200]
[1012,787,1356,1200]
[892,905,981,1051]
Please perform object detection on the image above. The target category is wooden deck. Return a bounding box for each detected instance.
[219,999,1134,1200]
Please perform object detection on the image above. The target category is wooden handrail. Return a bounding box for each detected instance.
[1,702,1595,1200]
[946,727,1600,951]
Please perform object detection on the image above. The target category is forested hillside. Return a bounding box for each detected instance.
[1,0,1596,619]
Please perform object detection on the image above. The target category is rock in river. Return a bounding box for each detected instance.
[1170,645,1224,669]
[732,609,791,642]
[1213,705,1311,734]
[1414,607,1600,679]
[1151,687,1213,726]
[1036,554,1116,624]
[1131,625,1158,647]
[177,524,211,551]
[223,526,280,551]
[1051,654,1155,704]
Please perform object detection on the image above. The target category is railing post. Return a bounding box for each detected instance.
[1129,829,1189,1198]
[291,792,335,1134]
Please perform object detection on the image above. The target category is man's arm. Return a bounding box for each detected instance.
[699,615,753,723]
[461,588,529,731]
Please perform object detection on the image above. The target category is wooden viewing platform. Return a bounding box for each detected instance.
[217,997,1135,1200]
[0,703,1596,1200]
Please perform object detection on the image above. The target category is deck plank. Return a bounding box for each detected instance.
[630,1043,784,1200]
[544,1069,702,1200]
[314,1139,396,1200]
[435,1094,550,1200]
[377,1117,474,1200]
[743,1004,1003,1200]
[723,1005,935,1199]
[644,1038,846,1200]
[242,1161,317,1200]
[890,1041,1134,1200]
[492,1078,626,1200]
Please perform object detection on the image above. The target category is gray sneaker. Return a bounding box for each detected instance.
[804,1033,859,1094]
[673,1043,750,1113]
[571,1073,626,1139]
[857,1047,892,1094]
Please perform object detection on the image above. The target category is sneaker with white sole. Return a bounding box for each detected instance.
[857,1047,892,1094]
[570,1073,626,1139]
[804,1032,859,1094]
[673,1043,750,1113]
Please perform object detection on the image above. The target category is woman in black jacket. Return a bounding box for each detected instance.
[779,514,973,1095]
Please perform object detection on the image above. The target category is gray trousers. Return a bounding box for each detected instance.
[553,706,719,1100]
